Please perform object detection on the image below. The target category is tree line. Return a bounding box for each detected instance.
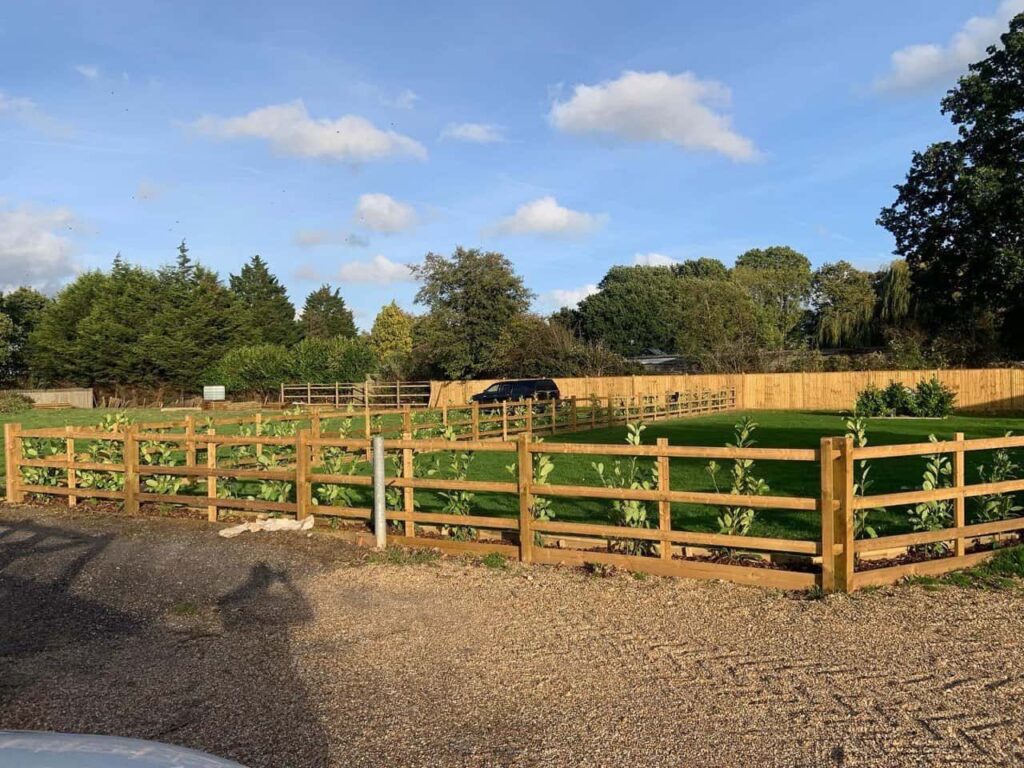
[4,14,1024,394]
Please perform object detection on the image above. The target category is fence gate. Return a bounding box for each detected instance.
[280,381,431,409]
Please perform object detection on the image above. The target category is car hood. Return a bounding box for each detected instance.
[0,731,246,767]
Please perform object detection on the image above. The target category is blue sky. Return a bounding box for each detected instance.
[2,0,1020,327]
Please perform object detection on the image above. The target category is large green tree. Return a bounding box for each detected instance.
[878,12,1024,357]
[29,272,108,384]
[300,284,356,339]
[809,261,876,348]
[229,254,300,345]
[411,247,532,378]
[733,246,812,347]
[674,279,768,371]
[0,287,49,383]
[573,266,686,355]
[369,301,414,379]
[671,257,730,281]
[487,314,633,378]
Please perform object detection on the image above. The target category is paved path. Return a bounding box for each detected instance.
[2,507,1023,767]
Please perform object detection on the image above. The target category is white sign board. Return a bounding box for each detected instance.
[203,385,226,402]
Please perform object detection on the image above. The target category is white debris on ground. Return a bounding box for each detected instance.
[218,517,315,538]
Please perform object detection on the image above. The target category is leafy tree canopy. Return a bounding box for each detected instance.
[733,246,812,347]
[810,261,876,348]
[229,253,300,345]
[878,12,1024,357]
[411,247,532,378]
[300,284,356,339]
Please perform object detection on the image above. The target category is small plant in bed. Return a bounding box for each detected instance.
[855,376,956,418]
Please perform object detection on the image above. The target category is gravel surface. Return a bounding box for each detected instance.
[2,506,1024,767]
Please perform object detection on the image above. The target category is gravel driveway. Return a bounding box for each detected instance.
[2,506,1024,767]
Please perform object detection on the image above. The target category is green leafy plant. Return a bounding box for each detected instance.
[0,392,33,414]
[907,435,954,553]
[975,432,1023,523]
[312,447,368,508]
[843,415,879,539]
[20,437,65,487]
[506,438,556,545]
[591,422,656,555]
[706,417,768,540]
[854,384,887,417]
[438,426,476,540]
[914,376,956,418]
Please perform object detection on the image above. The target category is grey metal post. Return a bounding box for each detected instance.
[372,434,386,549]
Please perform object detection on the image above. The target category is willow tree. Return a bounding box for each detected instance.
[810,261,876,348]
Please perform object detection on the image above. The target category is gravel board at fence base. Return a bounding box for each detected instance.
[2,506,1024,768]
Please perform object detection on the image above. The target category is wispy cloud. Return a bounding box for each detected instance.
[550,70,757,161]
[337,254,415,284]
[293,229,369,248]
[0,203,81,292]
[0,92,73,138]
[74,64,99,80]
[489,196,606,237]
[875,0,1024,92]
[440,122,505,143]
[191,100,427,163]
[353,193,418,233]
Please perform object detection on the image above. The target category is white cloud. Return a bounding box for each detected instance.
[0,92,72,137]
[875,0,1024,92]
[549,70,757,161]
[632,252,677,267]
[538,284,599,311]
[74,64,99,80]
[293,229,369,248]
[337,254,415,284]
[354,193,418,233]
[490,196,606,237]
[441,122,505,143]
[0,204,80,292]
[384,89,419,110]
[191,100,427,163]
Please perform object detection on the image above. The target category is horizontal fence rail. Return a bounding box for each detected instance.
[7,413,1024,592]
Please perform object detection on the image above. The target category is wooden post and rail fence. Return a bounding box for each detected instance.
[7,402,1024,592]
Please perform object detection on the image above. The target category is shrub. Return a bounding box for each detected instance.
[0,392,33,414]
[854,384,887,417]
[855,377,956,418]
[290,336,377,384]
[882,381,917,416]
[207,343,292,398]
[913,376,956,417]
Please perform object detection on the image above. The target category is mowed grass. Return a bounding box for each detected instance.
[338,409,1024,542]
[7,407,1024,542]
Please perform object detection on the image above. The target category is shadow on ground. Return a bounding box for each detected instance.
[0,514,330,767]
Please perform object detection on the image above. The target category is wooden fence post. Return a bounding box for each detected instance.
[590,396,597,430]
[279,382,285,405]
[363,399,371,439]
[953,431,966,558]
[819,437,835,593]
[185,415,197,468]
[471,401,480,440]
[441,401,448,428]
[550,399,558,435]
[296,429,310,521]
[834,435,854,593]
[66,425,77,508]
[657,437,671,560]
[501,401,508,440]
[4,423,22,504]
[334,382,340,408]
[311,413,322,465]
[402,430,414,537]
[124,426,139,515]
[206,430,218,523]
[254,413,263,461]
[525,399,533,435]
[517,433,533,563]
[571,397,578,431]
[306,382,312,404]
[402,404,412,435]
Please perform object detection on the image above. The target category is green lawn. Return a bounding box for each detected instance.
[394,409,1024,541]
[7,407,1024,542]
